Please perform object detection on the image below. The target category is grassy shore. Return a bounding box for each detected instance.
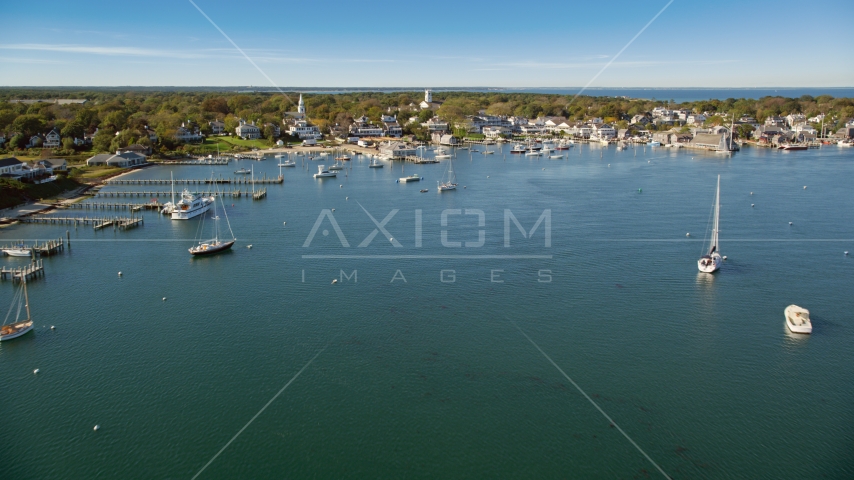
[0,176,85,210]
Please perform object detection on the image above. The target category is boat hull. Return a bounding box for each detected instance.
[189,240,235,256]
[0,320,33,341]
[697,253,722,273]
[785,305,812,334]
[172,202,212,220]
[3,249,32,257]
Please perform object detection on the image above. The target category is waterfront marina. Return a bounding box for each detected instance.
[1,143,852,478]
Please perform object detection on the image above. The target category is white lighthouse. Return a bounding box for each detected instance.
[297,94,306,115]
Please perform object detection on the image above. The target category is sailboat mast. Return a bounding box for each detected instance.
[170,172,175,206]
[22,278,30,321]
[712,174,720,252]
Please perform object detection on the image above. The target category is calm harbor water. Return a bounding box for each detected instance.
[1,143,853,479]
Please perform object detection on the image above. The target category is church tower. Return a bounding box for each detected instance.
[298,94,306,115]
[424,89,432,103]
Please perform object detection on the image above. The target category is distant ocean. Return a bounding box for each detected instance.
[293,87,854,103]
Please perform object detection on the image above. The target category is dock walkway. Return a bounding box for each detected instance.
[0,259,45,281]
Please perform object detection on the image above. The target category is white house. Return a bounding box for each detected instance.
[423,116,449,133]
[235,120,261,140]
[288,119,322,140]
[349,116,384,137]
[0,157,25,176]
[483,126,511,138]
[687,114,707,125]
[379,141,416,158]
[86,152,146,167]
[175,122,203,142]
[44,128,61,148]
[209,120,225,134]
[591,124,616,139]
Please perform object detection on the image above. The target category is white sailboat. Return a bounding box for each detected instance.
[437,156,457,192]
[189,184,236,256]
[1,279,33,341]
[698,175,723,273]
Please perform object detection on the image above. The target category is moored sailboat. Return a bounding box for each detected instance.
[437,156,457,191]
[189,185,236,256]
[698,175,723,273]
[1,279,34,341]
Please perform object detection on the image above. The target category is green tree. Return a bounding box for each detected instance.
[92,129,114,152]
[11,114,46,137]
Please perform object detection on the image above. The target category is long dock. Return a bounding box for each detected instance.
[67,202,163,211]
[20,216,143,230]
[0,260,45,281]
[160,159,230,165]
[94,190,251,198]
[105,175,283,185]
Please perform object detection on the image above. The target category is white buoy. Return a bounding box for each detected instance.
[118,272,122,276]
[723,256,727,260]
[845,251,849,255]
[50,325,55,330]
[751,204,755,207]
[487,176,490,178]
[162,297,166,301]
[283,222,286,225]
[803,186,807,189]
[340,185,343,188]
[345,197,349,200]
[331,279,338,284]
[33,369,40,374]
[247,245,252,249]
[750,192,753,195]
[541,168,545,170]
[93,425,100,431]
[331,208,335,212]
[686,233,690,237]
[789,222,793,225]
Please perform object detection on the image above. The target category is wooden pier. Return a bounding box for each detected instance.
[67,202,163,211]
[1,238,65,256]
[20,216,143,230]
[160,159,230,165]
[0,259,45,281]
[402,156,440,164]
[253,188,267,200]
[96,190,248,198]
[105,175,283,185]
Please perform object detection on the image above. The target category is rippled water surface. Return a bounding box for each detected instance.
[2,143,852,479]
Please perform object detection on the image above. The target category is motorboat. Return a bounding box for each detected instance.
[778,144,808,151]
[510,144,527,154]
[369,158,383,168]
[234,167,251,174]
[698,175,723,273]
[3,244,32,257]
[399,174,422,183]
[328,164,344,171]
[647,141,661,147]
[313,165,337,178]
[172,190,213,220]
[785,305,812,334]
[434,147,451,160]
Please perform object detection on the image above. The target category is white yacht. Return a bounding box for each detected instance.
[698,175,723,273]
[313,165,336,178]
[172,190,213,220]
[510,144,527,154]
[785,305,812,334]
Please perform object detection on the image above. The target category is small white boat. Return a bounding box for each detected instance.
[234,168,251,174]
[525,150,541,156]
[785,305,812,334]
[3,245,32,257]
[1,279,34,341]
[369,158,383,168]
[313,165,337,178]
[277,160,296,167]
[172,190,214,220]
[698,175,723,273]
[647,141,661,147]
[510,144,527,154]
[837,140,852,147]
[434,147,451,160]
[328,164,344,171]
[548,154,564,159]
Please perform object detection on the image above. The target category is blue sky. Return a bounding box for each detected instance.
[1,0,851,87]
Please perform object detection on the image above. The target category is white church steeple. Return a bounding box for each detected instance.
[424,89,432,103]
[297,94,306,115]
